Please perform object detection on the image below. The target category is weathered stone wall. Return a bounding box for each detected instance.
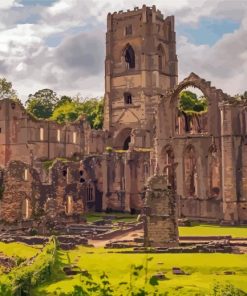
[0,99,106,167]
[0,158,103,223]
[102,150,151,212]
[143,175,178,247]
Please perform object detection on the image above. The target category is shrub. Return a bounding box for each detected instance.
[0,236,57,296]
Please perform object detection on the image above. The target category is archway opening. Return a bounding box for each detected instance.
[114,128,132,150]
[123,136,131,150]
[175,87,208,135]
[124,45,135,69]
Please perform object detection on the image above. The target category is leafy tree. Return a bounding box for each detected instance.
[51,97,104,129]
[26,89,60,119]
[179,90,207,114]
[51,101,79,123]
[178,90,208,132]
[0,77,17,99]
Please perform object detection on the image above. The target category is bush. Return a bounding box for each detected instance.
[0,236,57,296]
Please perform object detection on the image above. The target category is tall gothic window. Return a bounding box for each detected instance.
[124,44,135,69]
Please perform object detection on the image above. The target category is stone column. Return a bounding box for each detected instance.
[219,103,239,223]
[102,153,110,211]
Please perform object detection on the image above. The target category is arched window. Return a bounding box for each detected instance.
[157,44,164,72]
[123,136,131,150]
[124,44,135,69]
[124,92,132,105]
[184,145,197,197]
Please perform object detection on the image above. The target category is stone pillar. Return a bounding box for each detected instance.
[143,174,178,247]
[219,103,239,223]
[124,152,132,212]
[102,153,110,211]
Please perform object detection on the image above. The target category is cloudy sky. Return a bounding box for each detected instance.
[0,0,246,102]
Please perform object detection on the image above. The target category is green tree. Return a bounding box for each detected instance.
[26,89,60,119]
[0,77,17,98]
[51,97,104,129]
[178,90,208,132]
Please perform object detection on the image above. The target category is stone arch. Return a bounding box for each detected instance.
[123,44,135,69]
[114,128,132,150]
[169,73,228,136]
[208,144,221,198]
[183,145,198,197]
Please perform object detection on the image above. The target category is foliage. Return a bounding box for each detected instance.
[51,97,104,129]
[0,77,17,99]
[42,157,70,171]
[32,243,247,295]
[179,90,207,114]
[0,237,57,296]
[210,282,247,296]
[26,89,60,119]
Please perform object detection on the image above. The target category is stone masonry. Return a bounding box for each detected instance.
[143,175,178,247]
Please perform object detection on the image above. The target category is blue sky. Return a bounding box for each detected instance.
[177,17,240,46]
[0,0,246,100]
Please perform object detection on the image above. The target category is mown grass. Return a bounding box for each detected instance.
[0,242,40,259]
[85,212,138,223]
[179,223,247,238]
[32,246,247,296]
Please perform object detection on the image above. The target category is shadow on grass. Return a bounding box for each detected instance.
[31,249,71,296]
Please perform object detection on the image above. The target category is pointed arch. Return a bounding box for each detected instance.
[124,44,135,69]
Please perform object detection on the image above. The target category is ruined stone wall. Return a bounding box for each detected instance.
[102,150,151,212]
[0,98,106,167]
[0,158,103,223]
[143,175,178,247]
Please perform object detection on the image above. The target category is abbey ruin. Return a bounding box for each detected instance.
[0,5,246,225]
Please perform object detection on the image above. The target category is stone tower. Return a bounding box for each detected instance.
[104,5,178,149]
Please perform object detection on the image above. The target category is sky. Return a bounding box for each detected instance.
[0,0,246,102]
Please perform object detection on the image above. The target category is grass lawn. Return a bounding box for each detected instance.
[179,224,247,238]
[0,242,40,259]
[85,212,138,223]
[32,246,247,296]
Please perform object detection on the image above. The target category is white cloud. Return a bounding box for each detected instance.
[0,0,22,10]
[0,0,246,101]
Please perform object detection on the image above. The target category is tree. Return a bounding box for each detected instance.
[178,90,208,132]
[0,77,17,98]
[26,89,60,119]
[51,97,104,129]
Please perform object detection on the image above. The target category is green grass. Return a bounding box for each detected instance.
[0,242,40,259]
[85,213,138,223]
[32,247,247,296]
[179,224,247,238]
